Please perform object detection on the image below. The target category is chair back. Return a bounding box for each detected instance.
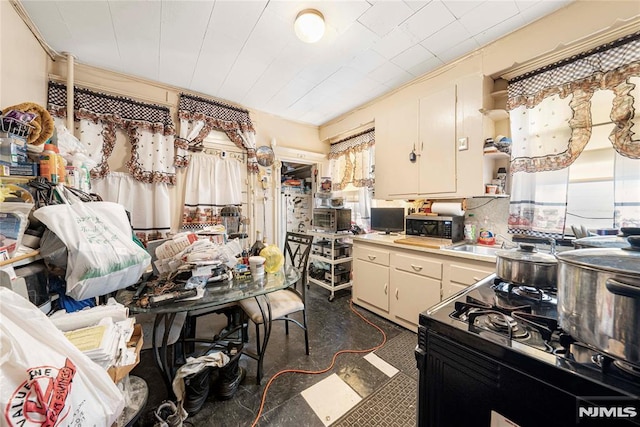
[283,232,313,300]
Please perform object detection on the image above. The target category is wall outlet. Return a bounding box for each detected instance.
[458,137,469,151]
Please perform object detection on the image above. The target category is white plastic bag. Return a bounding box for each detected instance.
[33,187,150,300]
[0,287,124,426]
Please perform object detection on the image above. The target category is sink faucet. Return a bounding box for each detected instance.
[495,234,517,249]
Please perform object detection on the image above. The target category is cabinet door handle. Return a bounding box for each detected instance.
[368,255,377,261]
[395,288,399,299]
[384,283,388,295]
[472,277,482,281]
[411,264,423,272]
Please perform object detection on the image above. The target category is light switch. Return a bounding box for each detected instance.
[458,137,469,151]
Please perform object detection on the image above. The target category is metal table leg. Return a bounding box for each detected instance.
[152,312,178,397]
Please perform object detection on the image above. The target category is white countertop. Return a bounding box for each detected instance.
[352,233,498,263]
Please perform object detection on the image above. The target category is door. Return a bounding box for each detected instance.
[418,85,457,194]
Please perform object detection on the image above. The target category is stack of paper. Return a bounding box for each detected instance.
[64,317,136,369]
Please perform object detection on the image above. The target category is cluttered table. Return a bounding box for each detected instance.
[115,265,301,394]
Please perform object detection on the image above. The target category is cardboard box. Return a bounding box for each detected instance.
[107,323,143,383]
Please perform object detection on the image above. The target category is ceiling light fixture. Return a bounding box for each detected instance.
[294,9,325,43]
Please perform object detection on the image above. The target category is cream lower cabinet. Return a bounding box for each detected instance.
[352,244,390,313]
[353,241,442,331]
[442,258,495,299]
[389,252,442,330]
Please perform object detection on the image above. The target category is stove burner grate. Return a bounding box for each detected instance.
[482,312,529,339]
[512,285,553,302]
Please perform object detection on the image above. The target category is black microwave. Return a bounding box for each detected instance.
[405,215,464,242]
[312,208,352,233]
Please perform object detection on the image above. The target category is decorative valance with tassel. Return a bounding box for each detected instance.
[178,93,258,173]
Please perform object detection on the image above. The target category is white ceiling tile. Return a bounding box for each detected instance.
[52,1,121,69]
[473,14,526,47]
[157,1,213,88]
[18,0,580,126]
[436,37,480,64]
[348,49,388,74]
[403,0,430,12]
[368,61,406,84]
[108,1,163,81]
[408,56,444,77]
[391,44,435,70]
[267,77,317,110]
[384,69,415,87]
[517,0,572,22]
[459,1,520,36]
[420,20,473,55]
[373,27,415,59]
[357,1,414,37]
[401,1,456,42]
[443,1,483,19]
[20,1,72,46]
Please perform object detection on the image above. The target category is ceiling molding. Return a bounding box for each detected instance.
[498,17,640,81]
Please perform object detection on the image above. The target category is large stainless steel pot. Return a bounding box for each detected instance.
[495,243,557,288]
[557,236,640,365]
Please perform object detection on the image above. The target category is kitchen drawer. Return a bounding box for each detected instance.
[449,264,493,286]
[353,245,390,266]
[391,253,442,280]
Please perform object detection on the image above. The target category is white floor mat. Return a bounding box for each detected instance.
[364,352,399,377]
[301,373,363,426]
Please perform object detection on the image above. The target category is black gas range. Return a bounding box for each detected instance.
[415,274,640,427]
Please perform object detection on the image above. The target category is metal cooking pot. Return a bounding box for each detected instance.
[557,236,640,364]
[495,243,557,289]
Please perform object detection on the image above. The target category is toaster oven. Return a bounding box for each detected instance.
[312,208,352,233]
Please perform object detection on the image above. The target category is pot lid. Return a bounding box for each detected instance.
[573,235,630,248]
[496,243,557,264]
[557,236,640,275]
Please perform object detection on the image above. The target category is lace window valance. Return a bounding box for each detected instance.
[47,81,177,184]
[177,93,258,173]
[507,31,640,173]
[329,128,375,190]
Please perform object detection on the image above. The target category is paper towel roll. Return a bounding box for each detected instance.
[431,202,465,217]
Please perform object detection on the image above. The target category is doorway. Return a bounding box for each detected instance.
[278,161,315,249]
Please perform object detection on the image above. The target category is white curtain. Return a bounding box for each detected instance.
[182,153,242,229]
[91,172,171,245]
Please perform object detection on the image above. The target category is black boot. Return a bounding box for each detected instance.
[182,367,211,415]
[213,351,245,400]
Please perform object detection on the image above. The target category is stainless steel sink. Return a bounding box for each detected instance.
[443,244,501,256]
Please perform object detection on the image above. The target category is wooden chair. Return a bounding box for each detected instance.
[238,232,313,382]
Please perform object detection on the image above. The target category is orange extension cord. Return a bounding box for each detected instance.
[250,299,388,427]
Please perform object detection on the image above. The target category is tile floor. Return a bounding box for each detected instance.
[131,285,418,426]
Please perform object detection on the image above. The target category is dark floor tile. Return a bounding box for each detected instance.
[334,353,392,399]
[374,330,419,380]
[260,394,325,427]
[131,285,411,427]
[333,372,417,427]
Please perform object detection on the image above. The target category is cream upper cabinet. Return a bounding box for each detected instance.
[417,85,457,195]
[374,74,493,199]
[374,84,458,198]
[374,100,419,198]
